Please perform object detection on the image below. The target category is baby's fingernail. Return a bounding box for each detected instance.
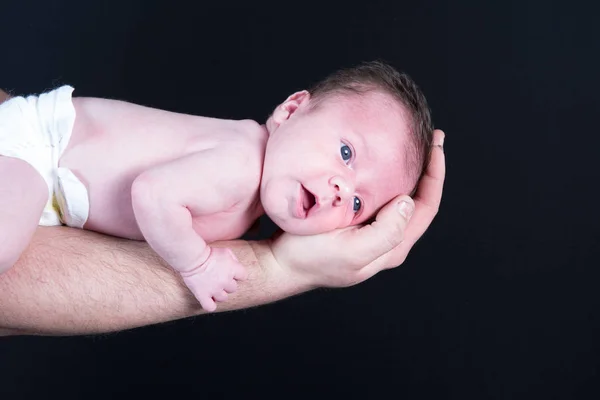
[397,200,414,219]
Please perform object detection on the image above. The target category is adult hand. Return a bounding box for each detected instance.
[270,129,446,288]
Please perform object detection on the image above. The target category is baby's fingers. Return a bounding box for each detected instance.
[212,290,228,302]
[223,279,238,294]
[228,250,248,281]
[200,296,217,312]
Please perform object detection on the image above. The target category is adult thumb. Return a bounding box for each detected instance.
[350,195,415,265]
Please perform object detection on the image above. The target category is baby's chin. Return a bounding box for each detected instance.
[279,221,322,236]
[261,208,316,236]
[273,215,338,236]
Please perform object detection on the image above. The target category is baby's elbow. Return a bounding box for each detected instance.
[131,172,162,214]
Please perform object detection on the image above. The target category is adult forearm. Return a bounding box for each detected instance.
[0,227,313,336]
[0,88,10,103]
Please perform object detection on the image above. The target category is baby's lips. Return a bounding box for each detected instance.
[301,185,317,211]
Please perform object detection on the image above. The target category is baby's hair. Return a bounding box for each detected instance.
[307,60,434,196]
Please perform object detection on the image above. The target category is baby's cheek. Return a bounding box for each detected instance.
[316,211,349,232]
[339,206,359,228]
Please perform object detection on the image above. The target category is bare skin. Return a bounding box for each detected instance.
[0,85,418,312]
[0,129,444,336]
[0,85,445,336]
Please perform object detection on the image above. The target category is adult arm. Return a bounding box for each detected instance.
[0,227,306,335]
[0,88,10,103]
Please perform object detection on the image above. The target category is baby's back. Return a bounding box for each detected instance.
[59,97,266,239]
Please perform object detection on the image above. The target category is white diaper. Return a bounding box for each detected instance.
[0,85,89,228]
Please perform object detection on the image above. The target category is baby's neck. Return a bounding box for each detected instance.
[235,119,268,222]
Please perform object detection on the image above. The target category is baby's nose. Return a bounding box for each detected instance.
[329,176,354,206]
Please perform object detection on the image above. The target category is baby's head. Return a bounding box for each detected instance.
[260,60,433,235]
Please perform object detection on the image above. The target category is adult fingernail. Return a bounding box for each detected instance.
[434,134,444,151]
[397,200,414,219]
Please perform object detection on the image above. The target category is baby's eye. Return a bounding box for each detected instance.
[353,197,362,212]
[340,143,352,164]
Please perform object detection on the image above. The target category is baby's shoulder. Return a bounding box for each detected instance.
[229,119,267,162]
[212,120,267,189]
[234,119,269,148]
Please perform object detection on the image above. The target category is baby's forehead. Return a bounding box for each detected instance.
[320,92,409,140]
[329,93,413,191]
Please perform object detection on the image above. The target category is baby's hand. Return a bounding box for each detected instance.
[180,247,248,312]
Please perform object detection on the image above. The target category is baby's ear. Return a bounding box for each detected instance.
[271,90,311,125]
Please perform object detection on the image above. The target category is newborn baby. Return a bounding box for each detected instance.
[0,61,433,311]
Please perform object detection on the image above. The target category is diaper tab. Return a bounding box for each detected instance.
[55,167,90,229]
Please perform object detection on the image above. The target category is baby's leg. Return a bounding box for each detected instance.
[0,156,48,274]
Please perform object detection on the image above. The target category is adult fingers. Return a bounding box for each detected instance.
[359,130,446,277]
[345,195,415,267]
[403,129,446,247]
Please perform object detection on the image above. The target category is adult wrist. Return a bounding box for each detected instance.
[248,239,318,295]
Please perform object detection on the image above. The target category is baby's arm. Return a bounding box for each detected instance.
[131,149,249,311]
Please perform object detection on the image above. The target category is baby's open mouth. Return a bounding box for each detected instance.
[301,185,316,212]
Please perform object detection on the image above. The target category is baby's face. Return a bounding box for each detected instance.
[260,90,413,235]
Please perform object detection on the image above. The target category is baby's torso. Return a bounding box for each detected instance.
[58,97,267,241]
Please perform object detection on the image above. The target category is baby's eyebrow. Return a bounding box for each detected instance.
[352,129,368,161]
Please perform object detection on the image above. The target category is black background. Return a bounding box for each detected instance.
[1,0,599,398]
